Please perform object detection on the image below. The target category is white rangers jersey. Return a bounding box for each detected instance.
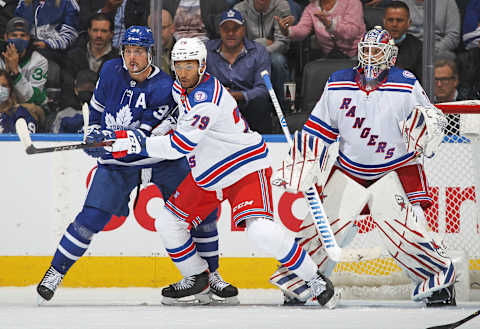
[145,73,270,190]
[304,67,433,180]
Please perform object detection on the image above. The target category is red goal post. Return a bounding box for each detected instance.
[329,100,480,301]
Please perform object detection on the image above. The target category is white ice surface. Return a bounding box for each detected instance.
[0,287,479,329]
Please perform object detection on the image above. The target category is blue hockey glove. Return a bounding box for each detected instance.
[108,129,148,157]
[83,128,116,158]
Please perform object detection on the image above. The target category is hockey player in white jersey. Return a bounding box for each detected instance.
[271,26,456,307]
[36,27,237,304]
[106,37,337,306]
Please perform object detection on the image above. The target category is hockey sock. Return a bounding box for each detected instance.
[191,220,219,273]
[246,217,317,281]
[51,222,92,274]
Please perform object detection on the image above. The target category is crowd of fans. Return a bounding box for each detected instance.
[0,0,479,135]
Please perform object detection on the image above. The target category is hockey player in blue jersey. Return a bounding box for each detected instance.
[36,26,238,304]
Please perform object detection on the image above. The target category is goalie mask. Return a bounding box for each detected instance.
[357,26,398,81]
[121,25,155,75]
[171,37,207,87]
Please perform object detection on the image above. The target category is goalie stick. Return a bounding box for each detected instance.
[15,118,112,155]
[261,70,341,262]
[426,309,480,329]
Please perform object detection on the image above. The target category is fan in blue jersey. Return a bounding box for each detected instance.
[36,26,238,304]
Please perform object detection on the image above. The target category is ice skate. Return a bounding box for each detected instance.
[208,271,239,305]
[426,285,456,307]
[37,266,64,304]
[306,271,335,307]
[161,271,210,305]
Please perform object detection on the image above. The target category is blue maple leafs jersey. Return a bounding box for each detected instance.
[1,105,38,134]
[89,58,176,167]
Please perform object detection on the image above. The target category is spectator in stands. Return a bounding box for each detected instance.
[234,0,291,111]
[61,13,118,110]
[434,59,467,134]
[275,0,365,59]
[15,0,80,65]
[456,43,480,100]
[51,69,96,133]
[462,0,480,49]
[99,0,126,49]
[383,1,422,81]
[0,69,44,133]
[1,17,48,106]
[148,9,175,77]
[402,0,460,59]
[125,0,149,28]
[0,0,17,37]
[78,0,106,32]
[163,0,229,42]
[362,0,393,6]
[206,9,274,133]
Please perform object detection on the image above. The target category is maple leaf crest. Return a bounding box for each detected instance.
[105,105,140,130]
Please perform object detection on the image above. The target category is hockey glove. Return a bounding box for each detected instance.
[151,114,177,136]
[83,127,115,158]
[108,129,148,157]
[272,131,327,193]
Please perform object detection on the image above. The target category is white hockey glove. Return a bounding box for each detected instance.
[151,115,177,136]
[400,106,447,158]
[272,131,328,193]
[107,129,148,157]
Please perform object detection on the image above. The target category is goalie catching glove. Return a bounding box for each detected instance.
[400,106,447,158]
[272,130,329,193]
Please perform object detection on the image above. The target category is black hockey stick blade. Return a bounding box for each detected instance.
[25,140,113,154]
[426,310,480,329]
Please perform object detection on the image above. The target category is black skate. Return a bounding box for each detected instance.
[37,266,64,303]
[306,271,336,307]
[162,270,210,305]
[208,271,239,304]
[426,285,456,307]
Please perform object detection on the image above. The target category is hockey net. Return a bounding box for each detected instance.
[330,100,480,300]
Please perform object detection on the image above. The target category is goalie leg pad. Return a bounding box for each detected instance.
[368,171,455,301]
[270,170,370,301]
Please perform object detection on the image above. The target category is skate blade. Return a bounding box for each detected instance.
[209,294,240,305]
[162,292,211,306]
[36,294,48,306]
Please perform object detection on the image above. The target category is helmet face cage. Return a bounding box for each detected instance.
[358,27,398,80]
[171,37,207,83]
[121,26,155,72]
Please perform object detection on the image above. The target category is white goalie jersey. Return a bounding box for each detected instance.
[304,67,435,180]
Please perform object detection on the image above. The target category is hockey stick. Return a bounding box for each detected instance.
[82,102,89,142]
[261,70,341,262]
[426,309,480,329]
[15,118,112,155]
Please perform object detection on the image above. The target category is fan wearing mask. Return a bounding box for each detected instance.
[0,69,44,133]
[0,16,48,106]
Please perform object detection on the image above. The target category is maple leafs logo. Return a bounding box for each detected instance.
[105,105,140,130]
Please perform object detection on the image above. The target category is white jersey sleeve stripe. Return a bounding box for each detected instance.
[90,94,105,112]
[170,130,197,154]
[303,115,339,145]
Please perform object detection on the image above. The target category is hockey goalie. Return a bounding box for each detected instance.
[271,26,456,307]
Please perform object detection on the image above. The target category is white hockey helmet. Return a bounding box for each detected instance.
[171,37,207,81]
[357,26,398,80]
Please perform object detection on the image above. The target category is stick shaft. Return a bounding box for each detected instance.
[261,70,341,262]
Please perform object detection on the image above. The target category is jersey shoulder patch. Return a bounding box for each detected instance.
[186,74,223,106]
[387,67,417,85]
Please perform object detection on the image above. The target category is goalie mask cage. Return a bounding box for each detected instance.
[329,100,480,301]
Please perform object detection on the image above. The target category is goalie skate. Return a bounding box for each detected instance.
[37,266,64,304]
[208,271,239,305]
[426,285,456,307]
[161,271,210,305]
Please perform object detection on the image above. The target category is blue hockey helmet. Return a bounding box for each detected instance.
[121,25,154,49]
